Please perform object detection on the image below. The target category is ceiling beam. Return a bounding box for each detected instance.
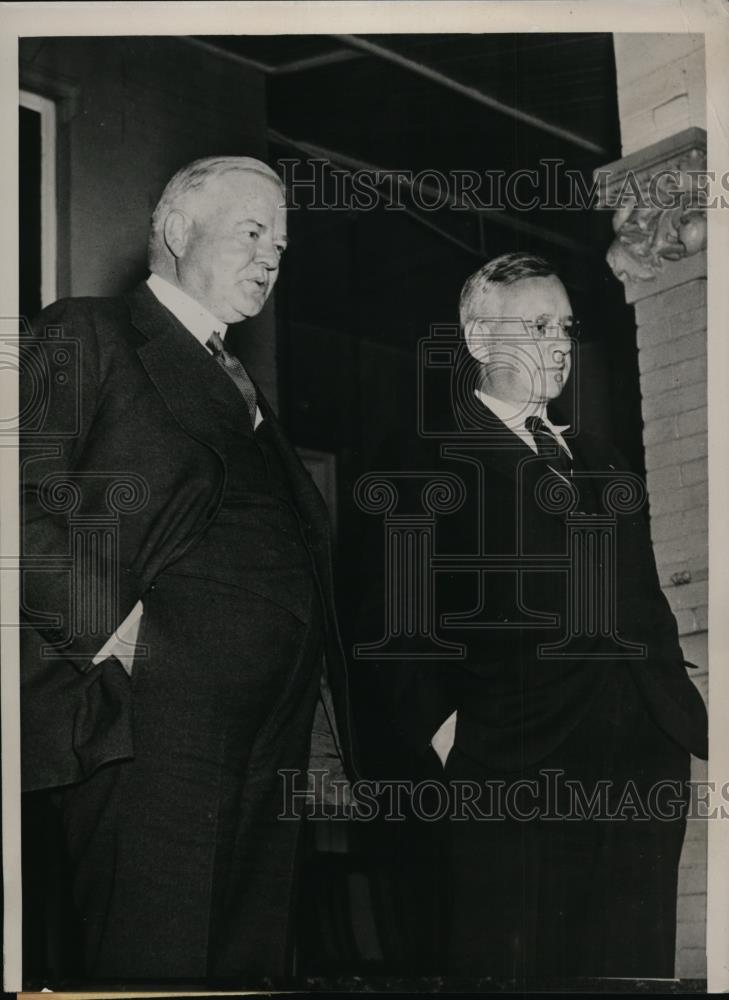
[269,128,590,256]
[274,49,362,74]
[270,129,481,256]
[185,37,362,77]
[183,37,276,74]
[331,34,607,156]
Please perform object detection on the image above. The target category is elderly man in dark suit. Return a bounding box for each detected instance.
[21,156,353,984]
[354,252,707,982]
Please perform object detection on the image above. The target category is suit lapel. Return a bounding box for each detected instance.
[128,282,328,536]
[567,431,636,517]
[448,396,543,484]
[127,283,247,460]
[255,389,330,541]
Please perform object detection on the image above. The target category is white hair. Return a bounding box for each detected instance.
[459,252,556,327]
[147,156,285,270]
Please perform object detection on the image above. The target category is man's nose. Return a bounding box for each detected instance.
[551,345,570,366]
[255,241,280,269]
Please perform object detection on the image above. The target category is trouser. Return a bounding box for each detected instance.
[443,666,691,982]
[59,575,322,984]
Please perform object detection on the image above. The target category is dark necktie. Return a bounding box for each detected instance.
[525,414,572,476]
[206,330,258,426]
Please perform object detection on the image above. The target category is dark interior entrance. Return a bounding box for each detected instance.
[207,29,647,621]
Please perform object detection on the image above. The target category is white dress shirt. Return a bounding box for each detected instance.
[474,388,572,459]
[92,273,262,672]
[430,389,572,766]
[146,273,264,430]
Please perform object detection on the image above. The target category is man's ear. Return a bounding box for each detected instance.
[464,318,491,365]
[163,210,192,260]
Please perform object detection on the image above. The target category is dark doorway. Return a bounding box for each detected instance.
[19,103,42,322]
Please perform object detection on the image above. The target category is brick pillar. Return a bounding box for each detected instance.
[596,125,707,979]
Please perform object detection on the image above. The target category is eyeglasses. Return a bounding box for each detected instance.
[525,318,581,340]
[473,317,581,340]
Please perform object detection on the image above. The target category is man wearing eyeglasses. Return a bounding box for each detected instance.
[354,252,707,982]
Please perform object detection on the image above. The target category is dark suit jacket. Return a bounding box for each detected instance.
[20,282,355,792]
[353,390,707,777]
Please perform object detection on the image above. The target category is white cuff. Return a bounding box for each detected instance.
[92,599,144,674]
[431,710,457,766]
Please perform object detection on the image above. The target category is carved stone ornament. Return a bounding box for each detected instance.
[597,127,707,286]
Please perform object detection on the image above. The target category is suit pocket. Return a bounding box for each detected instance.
[72,656,135,779]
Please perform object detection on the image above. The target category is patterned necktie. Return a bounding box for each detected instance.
[525,415,572,476]
[206,330,258,426]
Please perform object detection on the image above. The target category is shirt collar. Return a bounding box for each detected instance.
[474,389,541,433]
[147,273,227,348]
[474,388,571,444]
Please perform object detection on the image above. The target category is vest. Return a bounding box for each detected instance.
[159,411,316,624]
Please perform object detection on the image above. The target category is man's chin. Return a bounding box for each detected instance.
[229,300,265,323]
[545,375,568,398]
